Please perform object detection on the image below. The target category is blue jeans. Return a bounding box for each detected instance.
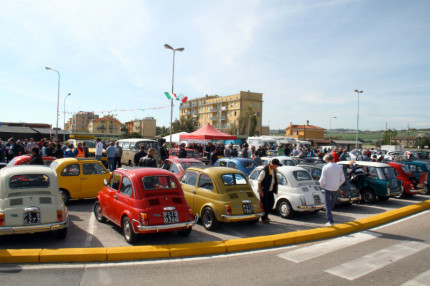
[108,157,115,171]
[95,155,102,162]
[324,189,338,224]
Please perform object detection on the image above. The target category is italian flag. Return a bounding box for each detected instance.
[164,92,176,99]
[175,93,188,103]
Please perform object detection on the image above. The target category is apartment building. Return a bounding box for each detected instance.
[88,115,122,136]
[65,111,99,132]
[125,117,156,138]
[179,91,263,136]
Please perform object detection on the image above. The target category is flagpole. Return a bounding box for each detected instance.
[164,44,184,148]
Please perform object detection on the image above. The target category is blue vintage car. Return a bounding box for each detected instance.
[398,161,429,194]
[213,158,258,176]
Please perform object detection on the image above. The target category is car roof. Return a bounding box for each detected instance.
[168,158,204,163]
[297,163,325,169]
[218,157,254,162]
[398,161,426,166]
[113,167,175,177]
[338,161,389,168]
[117,138,157,142]
[254,165,305,173]
[0,165,54,176]
[186,166,243,175]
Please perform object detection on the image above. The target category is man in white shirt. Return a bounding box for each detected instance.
[95,138,103,162]
[319,153,345,226]
[257,158,282,224]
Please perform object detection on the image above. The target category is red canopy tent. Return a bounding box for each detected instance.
[180,123,237,141]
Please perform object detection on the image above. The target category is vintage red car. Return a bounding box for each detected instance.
[168,148,201,159]
[94,168,197,243]
[6,155,56,167]
[387,162,427,197]
[160,158,206,179]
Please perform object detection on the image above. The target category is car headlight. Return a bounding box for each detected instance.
[300,196,306,206]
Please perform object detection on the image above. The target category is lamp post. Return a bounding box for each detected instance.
[329,116,337,141]
[247,113,257,139]
[63,93,71,142]
[354,89,363,149]
[164,44,184,148]
[45,66,60,140]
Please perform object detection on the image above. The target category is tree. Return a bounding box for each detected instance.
[156,126,169,136]
[172,117,194,133]
[237,107,257,136]
[381,129,398,145]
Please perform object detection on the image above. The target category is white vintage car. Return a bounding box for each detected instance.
[248,166,325,218]
[0,166,68,238]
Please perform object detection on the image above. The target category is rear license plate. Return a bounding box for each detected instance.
[23,212,41,224]
[163,211,179,224]
[313,195,322,205]
[243,203,254,214]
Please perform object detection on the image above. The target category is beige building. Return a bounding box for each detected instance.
[125,117,156,138]
[179,91,263,136]
[65,111,99,132]
[88,115,122,136]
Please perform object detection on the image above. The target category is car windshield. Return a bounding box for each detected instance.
[142,175,177,190]
[382,167,397,180]
[187,150,201,158]
[9,174,50,189]
[221,173,248,185]
[179,161,205,170]
[293,170,313,181]
[6,158,19,166]
[243,160,257,169]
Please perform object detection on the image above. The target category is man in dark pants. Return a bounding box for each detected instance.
[133,144,147,166]
[160,143,169,164]
[257,158,282,224]
[178,143,187,158]
[319,154,345,226]
[210,149,218,165]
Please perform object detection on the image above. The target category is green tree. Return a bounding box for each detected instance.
[382,129,398,145]
[237,107,257,136]
[172,117,194,133]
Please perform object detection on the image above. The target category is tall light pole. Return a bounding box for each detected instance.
[354,89,363,149]
[164,44,184,148]
[247,113,257,139]
[329,116,337,141]
[63,92,71,142]
[45,66,60,140]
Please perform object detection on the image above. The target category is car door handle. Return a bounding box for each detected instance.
[81,178,87,180]
[114,195,118,199]
[192,190,196,194]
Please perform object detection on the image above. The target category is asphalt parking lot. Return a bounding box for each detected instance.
[1,194,429,249]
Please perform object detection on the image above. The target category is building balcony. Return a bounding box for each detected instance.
[221,106,227,111]
[185,111,191,115]
[210,108,217,112]
[219,116,226,120]
[210,116,217,121]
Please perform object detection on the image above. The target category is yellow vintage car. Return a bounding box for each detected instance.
[50,158,111,204]
[179,167,264,230]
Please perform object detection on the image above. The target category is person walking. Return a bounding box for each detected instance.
[257,158,282,224]
[178,143,187,158]
[319,154,345,226]
[105,141,116,171]
[64,144,74,158]
[210,149,218,165]
[134,144,147,166]
[26,138,37,154]
[332,147,340,163]
[160,143,169,164]
[241,143,249,158]
[29,146,44,165]
[139,148,157,167]
[356,150,370,161]
[95,138,104,162]
[82,142,90,157]
[338,149,348,161]
[53,143,64,159]
[73,142,86,158]
[114,141,123,169]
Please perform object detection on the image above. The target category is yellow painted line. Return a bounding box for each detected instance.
[1,199,429,264]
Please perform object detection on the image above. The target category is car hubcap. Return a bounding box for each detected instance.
[95,205,102,219]
[203,212,212,227]
[364,192,373,201]
[124,221,131,240]
[280,203,289,215]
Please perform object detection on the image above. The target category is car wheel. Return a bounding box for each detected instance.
[122,216,138,243]
[56,228,68,239]
[394,189,405,199]
[177,227,192,237]
[421,185,429,195]
[276,199,294,218]
[93,201,106,223]
[361,188,376,204]
[59,189,70,205]
[201,207,219,231]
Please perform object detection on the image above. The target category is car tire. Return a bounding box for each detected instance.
[56,228,68,239]
[177,227,192,237]
[122,216,138,244]
[361,188,376,204]
[276,199,294,218]
[93,201,106,223]
[422,185,429,195]
[59,189,70,205]
[201,207,219,231]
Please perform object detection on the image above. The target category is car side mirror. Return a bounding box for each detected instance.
[103,178,108,186]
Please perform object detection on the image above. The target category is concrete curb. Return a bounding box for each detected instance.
[1,200,429,264]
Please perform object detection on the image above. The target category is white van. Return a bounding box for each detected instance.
[117,138,160,166]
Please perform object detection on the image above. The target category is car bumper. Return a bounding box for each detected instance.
[0,217,68,235]
[296,204,325,210]
[134,215,199,233]
[406,188,424,194]
[337,196,361,203]
[221,212,264,221]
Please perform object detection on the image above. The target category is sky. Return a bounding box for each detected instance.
[1,0,429,132]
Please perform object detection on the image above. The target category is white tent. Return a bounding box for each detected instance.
[162,132,189,144]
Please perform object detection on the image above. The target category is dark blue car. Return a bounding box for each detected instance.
[213,158,258,176]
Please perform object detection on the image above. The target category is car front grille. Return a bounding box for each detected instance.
[148,199,160,206]
[39,197,52,204]
[229,193,239,199]
[10,198,23,206]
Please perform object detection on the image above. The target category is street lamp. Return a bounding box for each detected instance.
[63,93,71,142]
[354,89,363,149]
[247,113,257,138]
[329,116,337,141]
[45,66,60,140]
[164,44,184,148]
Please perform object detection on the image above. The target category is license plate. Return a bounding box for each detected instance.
[163,211,179,224]
[243,203,254,214]
[313,195,321,205]
[23,212,41,224]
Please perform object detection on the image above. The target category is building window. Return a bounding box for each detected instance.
[251,102,254,108]
[257,103,260,108]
